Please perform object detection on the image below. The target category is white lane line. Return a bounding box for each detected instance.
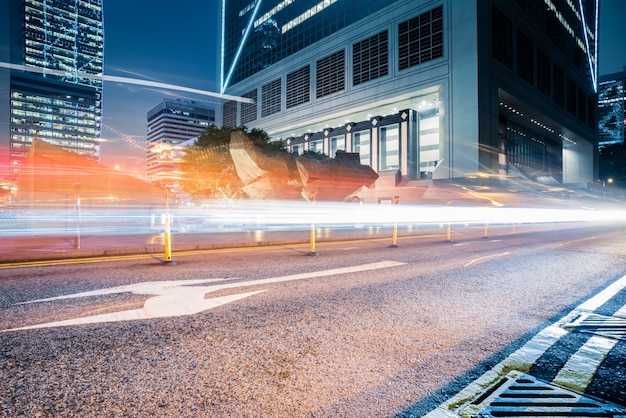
[552,335,618,393]
[463,252,510,267]
[4,261,405,332]
[552,236,596,248]
[425,272,626,417]
[578,273,626,312]
[453,240,502,247]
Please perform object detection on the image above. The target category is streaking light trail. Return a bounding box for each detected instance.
[1,200,625,237]
[220,0,263,93]
[0,62,254,104]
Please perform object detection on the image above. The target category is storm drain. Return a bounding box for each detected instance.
[458,371,626,417]
[563,312,626,341]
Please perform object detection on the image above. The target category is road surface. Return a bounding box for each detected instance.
[1,222,626,416]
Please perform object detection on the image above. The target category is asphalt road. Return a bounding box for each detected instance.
[1,222,626,417]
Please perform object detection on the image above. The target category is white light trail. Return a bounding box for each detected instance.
[2,200,625,238]
[578,0,598,91]
[0,62,253,104]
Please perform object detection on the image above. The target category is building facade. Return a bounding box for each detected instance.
[0,0,103,171]
[146,98,215,185]
[598,71,626,147]
[219,0,599,199]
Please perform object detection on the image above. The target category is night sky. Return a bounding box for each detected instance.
[11,1,626,176]
[100,0,219,175]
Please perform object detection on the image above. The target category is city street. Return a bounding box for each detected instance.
[1,222,626,416]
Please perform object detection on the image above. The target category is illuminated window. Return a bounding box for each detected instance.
[309,139,323,153]
[379,124,399,171]
[330,135,345,158]
[352,130,370,165]
[419,111,440,178]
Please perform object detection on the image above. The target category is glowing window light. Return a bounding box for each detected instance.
[254,0,296,28]
[282,0,339,34]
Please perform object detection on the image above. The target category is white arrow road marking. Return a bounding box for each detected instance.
[17,279,231,305]
[4,261,405,331]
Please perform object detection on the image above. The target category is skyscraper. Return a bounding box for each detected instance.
[146,98,215,185]
[0,0,104,170]
[220,0,599,200]
[598,71,626,147]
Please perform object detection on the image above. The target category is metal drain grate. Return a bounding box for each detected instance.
[563,312,626,341]
[459,371,626,417]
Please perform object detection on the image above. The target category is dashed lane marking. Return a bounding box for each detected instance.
[463,252,510,267]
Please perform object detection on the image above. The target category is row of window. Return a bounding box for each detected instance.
[225,0,403,85]
[290,127,397,170]
[11,136,99,150]
[224,5,443,127]
[11,101,99,121]
[287,109,440,178]
[492,5,595,129]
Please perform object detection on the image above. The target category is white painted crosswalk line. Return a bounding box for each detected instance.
[552,334,618,393]
[614,303,626,319]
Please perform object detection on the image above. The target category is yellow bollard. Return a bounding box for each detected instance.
[162,189,176,265]
[307,223,319,256]
[390,222,399,248]
[306,192,319,256]
[164,213,172,262]
[446,201,452,242]
[390,196,399,248]
[483,222,489,239]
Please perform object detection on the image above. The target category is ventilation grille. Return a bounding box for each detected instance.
[286,65,310,109]
[240,89,257,125]
[316,49,345,98]
[563,312,626,341]
[261,78,281,117]
[222,100,237,128]
[353,30,388,86]
[460,372,625,417]
[398,5,443,70]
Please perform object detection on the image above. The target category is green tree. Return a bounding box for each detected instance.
[179,125,288,199]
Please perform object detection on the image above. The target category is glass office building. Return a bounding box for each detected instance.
[598,71,626,147]
[220,0,598,199]
[1,0,104,170]
[146,99,215,184]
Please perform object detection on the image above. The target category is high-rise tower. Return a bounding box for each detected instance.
[598,71,626,146]
[146,99,215,185]
[1,0,104,170]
